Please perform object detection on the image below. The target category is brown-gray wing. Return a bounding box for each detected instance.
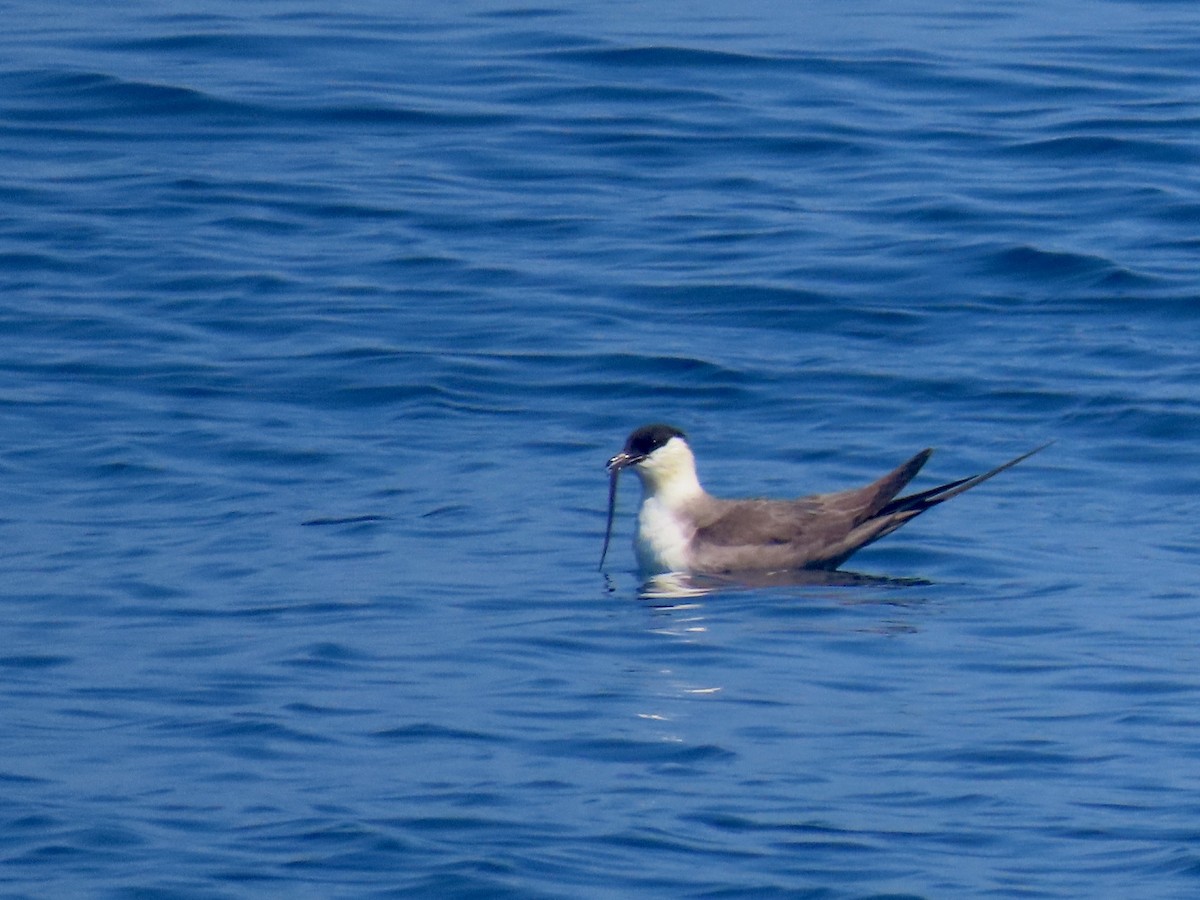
[691,496,833,548]
[693,448,934,549]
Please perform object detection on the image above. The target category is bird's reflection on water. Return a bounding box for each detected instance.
[628,568,933,642]
[637,568,931,602]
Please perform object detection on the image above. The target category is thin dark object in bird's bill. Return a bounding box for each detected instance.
[599,465,620,570]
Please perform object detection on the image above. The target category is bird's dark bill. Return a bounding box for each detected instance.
[599,465,620,570]
[606,451,637,474]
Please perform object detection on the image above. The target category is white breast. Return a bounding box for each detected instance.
[635,497,694,574]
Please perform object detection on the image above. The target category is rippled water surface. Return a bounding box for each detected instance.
[3,1,1200,897]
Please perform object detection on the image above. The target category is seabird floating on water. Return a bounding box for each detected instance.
[600,423,1047,576]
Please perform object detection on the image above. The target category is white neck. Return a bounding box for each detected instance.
[633,437,705,507]
[631,437,706,575]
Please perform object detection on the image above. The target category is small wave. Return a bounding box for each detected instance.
[5,69,262,122]
[1004,134,1197,165]
[985,244,1113,278]
[544,44,784,70]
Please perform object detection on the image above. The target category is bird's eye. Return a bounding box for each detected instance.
[627,424,684,456]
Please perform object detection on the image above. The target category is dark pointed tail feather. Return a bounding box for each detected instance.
[879,442,1052,517]
[859,447,934,521]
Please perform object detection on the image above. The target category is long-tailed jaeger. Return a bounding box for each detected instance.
[600,423,1047,576]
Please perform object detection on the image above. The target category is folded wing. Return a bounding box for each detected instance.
[689,444,1047,572]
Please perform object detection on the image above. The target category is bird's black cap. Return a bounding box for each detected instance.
[624,423,686,458]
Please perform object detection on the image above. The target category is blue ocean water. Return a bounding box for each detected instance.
[2,1,1199,896]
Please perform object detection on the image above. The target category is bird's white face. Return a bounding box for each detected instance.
[630,436,703,504]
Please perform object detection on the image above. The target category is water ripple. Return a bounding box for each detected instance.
[2,2,1199,898]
